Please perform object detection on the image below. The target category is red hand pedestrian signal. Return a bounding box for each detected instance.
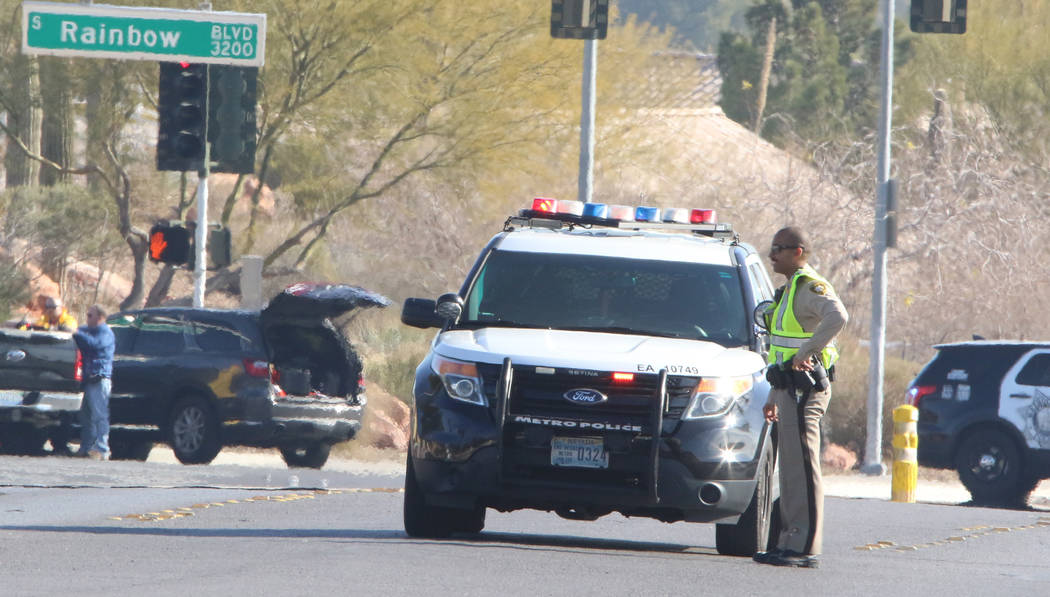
[147,223,191,265]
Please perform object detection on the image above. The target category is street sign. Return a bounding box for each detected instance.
[22,1,266,66]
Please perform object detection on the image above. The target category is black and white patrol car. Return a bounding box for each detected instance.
[908,341,1050,506]
[401,198,781,555]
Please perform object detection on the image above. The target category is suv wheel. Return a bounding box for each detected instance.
[404,456,486,538]
[716,439,780,556]
[955,428,1037,506]
[169,396,222,465]
[280,442,331,469]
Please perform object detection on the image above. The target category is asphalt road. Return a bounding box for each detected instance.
[2,451,1050,596]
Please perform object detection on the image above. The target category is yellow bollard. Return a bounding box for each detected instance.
[891,405,919,502]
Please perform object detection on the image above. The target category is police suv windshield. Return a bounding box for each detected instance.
[462,249,748,347]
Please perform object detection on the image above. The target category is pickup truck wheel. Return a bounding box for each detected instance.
[716,439,779,556]
[955,428,1036,506]
[404,456,485,537]
[280,443,331,469]
[169,396,222,465]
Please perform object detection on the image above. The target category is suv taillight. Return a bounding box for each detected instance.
[243,359,274,380]
[906,384,937,407]
[74,350,83,382]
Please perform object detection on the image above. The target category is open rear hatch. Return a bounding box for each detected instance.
[260,283,390,400]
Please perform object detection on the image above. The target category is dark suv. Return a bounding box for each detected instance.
[106,283,389,467]
[908,341,1050,505]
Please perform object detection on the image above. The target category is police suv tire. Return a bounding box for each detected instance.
[716,439,779,556]
[954,428,1036,506]
[280,442,331,469]
[168,395,222,465]
[404,456,486,538]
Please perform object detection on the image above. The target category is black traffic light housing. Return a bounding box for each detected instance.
[148,222,192,264]
[910,0,967,34]
[148,222,233,269]
[208,66,258,174]
[551,0,609,40]
[157,62,208,172]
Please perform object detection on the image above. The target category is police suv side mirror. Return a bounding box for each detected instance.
[401,298,443,329]
[753,299,775,332]
[435,293,464,323]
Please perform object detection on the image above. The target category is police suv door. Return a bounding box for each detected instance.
[999,349,1050,450]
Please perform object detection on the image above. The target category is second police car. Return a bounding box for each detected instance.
[401,198,780,555]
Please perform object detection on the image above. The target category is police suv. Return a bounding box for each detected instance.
[401,198,780,555]
[908,340,1050,506]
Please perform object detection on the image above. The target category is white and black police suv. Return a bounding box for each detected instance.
[908,340,1050,506]
[401,198,781,555]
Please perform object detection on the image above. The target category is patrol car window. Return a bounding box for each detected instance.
[1016,353,1050,386]
[463,250,748,346]
[131,315,187,356]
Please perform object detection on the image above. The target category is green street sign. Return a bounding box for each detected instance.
[22,1,266,66]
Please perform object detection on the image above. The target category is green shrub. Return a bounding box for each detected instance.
[341,307,431,406]
[823,335,927,462]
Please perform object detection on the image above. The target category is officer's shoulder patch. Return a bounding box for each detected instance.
[809,282,828,296]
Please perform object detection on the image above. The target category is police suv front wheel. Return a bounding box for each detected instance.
[403,456,485,538]
[715,439,780,556]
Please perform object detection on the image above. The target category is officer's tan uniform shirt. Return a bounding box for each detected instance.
[789,275,848,362]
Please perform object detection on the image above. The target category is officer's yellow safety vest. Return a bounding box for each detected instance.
[767,264,839,369]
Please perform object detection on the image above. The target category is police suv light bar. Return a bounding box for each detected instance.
[517,197,732,237]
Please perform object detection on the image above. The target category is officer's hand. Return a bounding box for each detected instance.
[791,355,814,372]
[763,402,778,423]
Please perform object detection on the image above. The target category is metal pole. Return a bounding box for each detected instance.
[193,62,210,308]
[862,0,894,476]
[193,151,209,308]
[578,38,596,203]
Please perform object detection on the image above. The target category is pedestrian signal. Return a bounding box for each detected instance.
[910,0,966,34]
[148,223,192,265]
[551,0,609,40]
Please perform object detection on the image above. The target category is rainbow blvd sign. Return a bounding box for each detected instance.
[21,1,266,66]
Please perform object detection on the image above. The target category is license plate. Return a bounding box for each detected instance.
[551,436,608,469]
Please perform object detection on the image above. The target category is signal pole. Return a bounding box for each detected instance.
[578,38,596,204]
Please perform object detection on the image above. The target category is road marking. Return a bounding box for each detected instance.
[108,488,402,522]
[854,516,1050,551]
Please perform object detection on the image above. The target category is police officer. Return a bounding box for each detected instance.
[755,227,848,569]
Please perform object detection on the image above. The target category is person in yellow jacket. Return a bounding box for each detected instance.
[23,296,78,332]
[754,227,848,569]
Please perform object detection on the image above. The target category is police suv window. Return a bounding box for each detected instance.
[1016,353,1050,386]
[747,260,773,301]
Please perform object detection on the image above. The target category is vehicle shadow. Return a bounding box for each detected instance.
[0,524,719,556]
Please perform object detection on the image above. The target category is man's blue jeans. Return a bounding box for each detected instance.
[79,377,111,456]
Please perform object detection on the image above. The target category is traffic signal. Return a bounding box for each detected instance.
[551,0,609,40]
[910,0,966,34]
[148,222,192,265]
[208,65,258,174]
[157,62,208,172]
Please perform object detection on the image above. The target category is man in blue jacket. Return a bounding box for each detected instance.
[73,305,115,461]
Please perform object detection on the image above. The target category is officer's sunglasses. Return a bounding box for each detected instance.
[770,244,802,253]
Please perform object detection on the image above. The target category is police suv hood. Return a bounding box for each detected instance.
[434,328,764,377]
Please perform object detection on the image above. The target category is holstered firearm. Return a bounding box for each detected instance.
[765,357,830,396]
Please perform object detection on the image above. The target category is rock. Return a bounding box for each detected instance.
[822,442,858,471]
[359,384,410,451]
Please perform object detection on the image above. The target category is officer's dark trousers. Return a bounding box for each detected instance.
[772,385,831,555]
